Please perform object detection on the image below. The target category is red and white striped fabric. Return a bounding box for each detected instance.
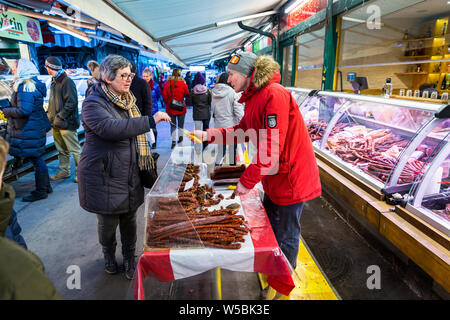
[134,188,295,299]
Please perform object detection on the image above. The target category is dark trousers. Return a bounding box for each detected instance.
[5,209,27,249]
[170,114,186,142]
[29,156,51,196]
[96,211,137,259]
[263,194,304,269]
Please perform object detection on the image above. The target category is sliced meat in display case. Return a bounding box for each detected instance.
[290,90,447,191]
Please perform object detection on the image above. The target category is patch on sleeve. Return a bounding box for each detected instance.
[267,114,277,128]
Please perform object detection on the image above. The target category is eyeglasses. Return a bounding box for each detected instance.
[117,73,135,81]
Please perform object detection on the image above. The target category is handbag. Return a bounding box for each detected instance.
[169,81,184,111]
[139,152,159,189]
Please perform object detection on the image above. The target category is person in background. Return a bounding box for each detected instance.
[185,71,193,107]
[162,68,190,149]
[142,67,154,91]
[0,136,63,300]
[143,68,163,149]
[86,60,100,97]
[45,56,81,183]
[158,74,166,91]
[78,55,170,280]
[1,59,52,202]
[191,72,211,152]
[130,64,152,117]
[211,72,244,165]
[190,52,321,269]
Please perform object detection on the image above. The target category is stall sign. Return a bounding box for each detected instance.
[0,11,43,44]
[285,0,326,30]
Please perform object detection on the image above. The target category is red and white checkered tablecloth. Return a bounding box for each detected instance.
[134,188,294,299]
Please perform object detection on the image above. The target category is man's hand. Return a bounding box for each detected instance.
[189,130,208,142]
[234,181,251,197]
[153,111,171,124]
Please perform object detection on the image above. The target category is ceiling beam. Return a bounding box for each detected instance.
[63,0,186,66]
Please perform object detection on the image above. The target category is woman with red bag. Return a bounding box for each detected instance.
[162,68,190,149]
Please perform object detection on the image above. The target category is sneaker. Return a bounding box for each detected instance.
[51,171,70,181]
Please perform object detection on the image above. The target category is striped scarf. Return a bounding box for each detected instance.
[101,83,154,171]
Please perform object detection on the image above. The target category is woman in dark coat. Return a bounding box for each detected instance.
[78,55,170,280]
[1,59,52,202]
[191,72,211,152]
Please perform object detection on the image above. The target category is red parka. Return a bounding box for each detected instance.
[162,77,189,115]
[207,55,321,205]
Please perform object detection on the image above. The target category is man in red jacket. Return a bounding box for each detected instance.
[191,52,321,269]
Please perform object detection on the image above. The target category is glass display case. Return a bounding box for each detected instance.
[288,88,313,107]
[404,132,450,236]
[289,88,450,235]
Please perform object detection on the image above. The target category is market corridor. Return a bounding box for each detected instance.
[7,107,438,300]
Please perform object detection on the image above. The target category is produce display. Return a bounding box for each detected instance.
[146,164,251,250]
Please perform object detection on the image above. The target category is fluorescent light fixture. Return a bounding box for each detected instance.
[342,16,384,27]
[48,22,90,42]
[262,24,272,32]
[216,10,278,27]
[285,0,308,14]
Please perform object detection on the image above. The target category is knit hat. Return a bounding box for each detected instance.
[45,56,62,70]
[227,52,257,77]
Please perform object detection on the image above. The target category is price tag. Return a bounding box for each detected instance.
[184,178,194,191]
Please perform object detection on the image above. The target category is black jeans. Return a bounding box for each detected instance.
[170,114,186,142]
[96,211,137,259]
[218,144,238,166]
[263,194,305,269]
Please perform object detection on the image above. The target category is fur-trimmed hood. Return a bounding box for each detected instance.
[252,55,280,89]
[238,55,281,104]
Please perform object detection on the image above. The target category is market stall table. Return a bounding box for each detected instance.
[134,187,295,300]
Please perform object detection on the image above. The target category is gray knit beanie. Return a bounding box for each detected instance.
[227,52,257,77]
[45,56,62,70]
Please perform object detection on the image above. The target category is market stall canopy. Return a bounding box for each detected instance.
[62,0,287,66]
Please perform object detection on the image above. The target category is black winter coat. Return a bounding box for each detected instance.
[78,83,155,215]
[47,72,80,131]
[130,75,152,116]
[2,78,51,159]
[191,88,211,121]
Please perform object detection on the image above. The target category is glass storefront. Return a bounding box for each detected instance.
[296,24,326,89]
[337,0,450,99]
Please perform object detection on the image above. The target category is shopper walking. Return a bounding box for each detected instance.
[162,68,189,149]
[45,56,81,183]
[78,54,170,280]
[1,59,52,202]
[211,72,244,165]
[190,53,321,269]
[191,72,211,152]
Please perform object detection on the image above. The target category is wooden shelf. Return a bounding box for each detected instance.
[389,95,445,104]
[400,55,431,59]
[395,72,428,75]
[400,36,444,42]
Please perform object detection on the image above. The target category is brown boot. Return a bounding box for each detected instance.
[51,171,70,181]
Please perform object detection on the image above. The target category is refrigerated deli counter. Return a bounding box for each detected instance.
[288,88,450,293]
